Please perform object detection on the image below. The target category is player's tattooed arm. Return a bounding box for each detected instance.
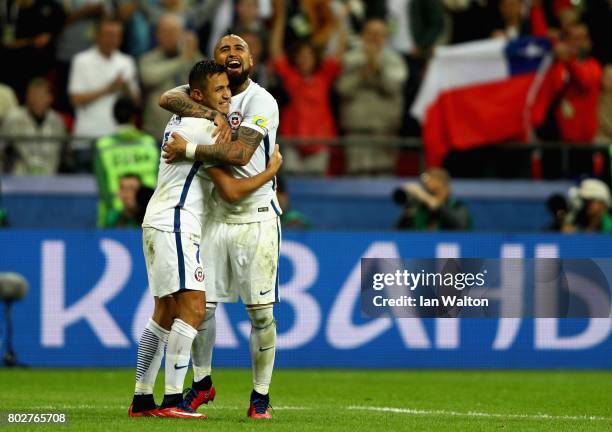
[163,125,263,166]
[159,85,216,120]
[195,126,262,166]
[159,85,232,142]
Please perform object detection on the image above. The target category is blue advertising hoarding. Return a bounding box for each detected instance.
[0,230,610,368]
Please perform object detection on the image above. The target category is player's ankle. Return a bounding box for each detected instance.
[251,389,269,400]
[132,394,156,411]
[161,393,183,408]
[193,375,213,391]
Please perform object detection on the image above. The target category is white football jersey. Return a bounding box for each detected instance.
[210,80,282,223]
[142,115,215,235]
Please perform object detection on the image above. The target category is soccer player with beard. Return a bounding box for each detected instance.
[160,34,280,419]
[129,59,282,419]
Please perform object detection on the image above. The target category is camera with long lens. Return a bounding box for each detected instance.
[392,185,421,207]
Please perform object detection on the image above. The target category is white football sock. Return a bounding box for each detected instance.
[134,319,169,395]
[165,319,197,395]
[191,306,216,383]
[247,307,276,395]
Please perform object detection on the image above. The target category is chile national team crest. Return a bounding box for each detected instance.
[195,267,204,282]
[228,111,243,130]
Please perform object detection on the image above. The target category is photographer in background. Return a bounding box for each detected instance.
[562,179,612,233]
[545,193,569,231]
[394,168,471,231]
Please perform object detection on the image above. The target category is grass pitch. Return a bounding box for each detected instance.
[0,369,610,432]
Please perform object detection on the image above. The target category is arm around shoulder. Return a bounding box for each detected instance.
[206,144,282,203]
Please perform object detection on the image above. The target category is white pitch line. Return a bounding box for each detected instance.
[347,406,612,422]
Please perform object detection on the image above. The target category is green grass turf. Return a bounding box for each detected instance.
[0,369,610,432]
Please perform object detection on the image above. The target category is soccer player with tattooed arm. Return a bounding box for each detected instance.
[129,59,282,419]
[160,33,281,419]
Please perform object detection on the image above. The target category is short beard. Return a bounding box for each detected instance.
[227,67,250,90]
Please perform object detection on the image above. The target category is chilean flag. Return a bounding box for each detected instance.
[412,37,552,167]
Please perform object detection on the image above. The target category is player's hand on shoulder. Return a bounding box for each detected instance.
[268,144,283,173]
[213,112,232,144]
[162,132,187,163]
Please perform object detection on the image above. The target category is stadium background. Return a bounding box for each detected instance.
[0,0,611,430]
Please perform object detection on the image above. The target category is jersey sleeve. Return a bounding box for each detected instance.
[240,91,279,137]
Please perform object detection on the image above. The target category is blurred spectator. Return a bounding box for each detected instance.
[394,168,471,230]
[270,2,346,175]
[195,0,233,57]
[103,173,142,227]
[337,18,407,175]
[140,14,200,140]
[55,0,110,111]
[284,0,339,50]
[69,18,140,141]
[182,0,272,57]
[595,64,612,144]
[0,0,65,98]
[328,0,368,45]
[231,0,268,44]
[276,175,311,229]
[444,0,499,44]
[115,0,151,57]
[534,23,602,144]
[0,84,18,122]
[143,0,191,27]
[562,178,612,233]
[528,0,554,38]
[94,97,158,227]
[1,78,66,175]
[582,0,612,66]
[555,3,579,35]
[388,0,444,137]
[410,0,445,57]
[491,0,531,39]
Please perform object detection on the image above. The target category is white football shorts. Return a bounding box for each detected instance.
[142,227,205,298]
[201,217,281,305]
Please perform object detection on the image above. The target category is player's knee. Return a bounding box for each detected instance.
[193,303,206,324]
[247,307,275,330]
[180,301,206,327]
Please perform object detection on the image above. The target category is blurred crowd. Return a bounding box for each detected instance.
[0,0,610,178]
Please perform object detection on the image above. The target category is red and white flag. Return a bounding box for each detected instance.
[412,37,552,167]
